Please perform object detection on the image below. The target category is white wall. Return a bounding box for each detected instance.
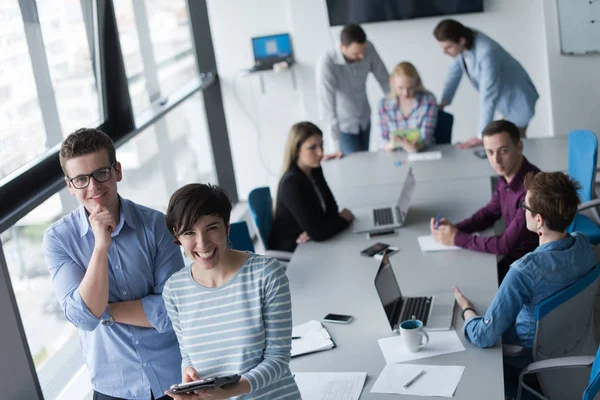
[542,1,600,136]
[208,0,559,200]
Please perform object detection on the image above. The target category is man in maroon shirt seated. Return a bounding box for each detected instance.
[430,119,540,283]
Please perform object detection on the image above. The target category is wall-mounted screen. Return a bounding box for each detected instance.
[326,0,483,26]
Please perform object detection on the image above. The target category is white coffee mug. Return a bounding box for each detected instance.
[399,319,429,352]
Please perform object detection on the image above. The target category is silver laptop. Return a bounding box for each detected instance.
[352,167,416,234]
[374,253,455,331]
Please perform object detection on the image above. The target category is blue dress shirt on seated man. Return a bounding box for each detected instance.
[463,233,595,357]
[43,128,184,400]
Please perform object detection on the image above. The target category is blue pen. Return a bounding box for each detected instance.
[435,214,441,229]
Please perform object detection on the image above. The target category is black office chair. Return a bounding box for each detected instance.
[434,110,454,145]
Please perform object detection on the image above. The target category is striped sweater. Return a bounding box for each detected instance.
[163,253,301,399]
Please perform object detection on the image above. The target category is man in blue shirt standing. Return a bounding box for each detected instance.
[433,19,539,149]
[43,128,184,400]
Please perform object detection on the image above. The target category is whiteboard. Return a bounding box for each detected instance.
[556,0,600,54]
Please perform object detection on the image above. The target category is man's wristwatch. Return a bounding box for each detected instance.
[461,307,476,321]
[101,304,115,327]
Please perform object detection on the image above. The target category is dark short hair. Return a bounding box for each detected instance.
[341,24,367,46]
[166,183,232,244]
[482,120,521,145]
[433,19,475,49]
[524,172,581,232]
[60,128,116,175]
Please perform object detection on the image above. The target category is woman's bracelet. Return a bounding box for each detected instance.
[461,307,476,321]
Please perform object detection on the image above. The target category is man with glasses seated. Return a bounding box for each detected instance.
[430,120,540,283]
[43,128,184,400]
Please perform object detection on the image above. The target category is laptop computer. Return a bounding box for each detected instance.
[251,33,295,72]
[352,167,416,234]
[374,253,455,331]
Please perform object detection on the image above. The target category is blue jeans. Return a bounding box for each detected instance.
[340,124,371,155]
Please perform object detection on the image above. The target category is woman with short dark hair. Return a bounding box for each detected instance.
[163,183,301,400]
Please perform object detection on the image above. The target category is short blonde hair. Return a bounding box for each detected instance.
[389,62,426,97]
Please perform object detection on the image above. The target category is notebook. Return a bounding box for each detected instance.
[291,320,335,357]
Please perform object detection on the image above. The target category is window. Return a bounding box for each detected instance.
[0,1,47,180]
[37,0,103,135]
[113,0,151,115]
[118,92,217,211]
[145,0,198,96]
[0,190,89,399]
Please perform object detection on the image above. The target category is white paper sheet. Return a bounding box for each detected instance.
[407,151,443,162]
[417,235,461,252]
[291,320,334,357]
[378,330,465,364]
[293,372,367,400]
[371,364,465,397]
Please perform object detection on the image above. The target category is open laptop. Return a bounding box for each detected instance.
[374,253,455,331]
[352,167,416,234]
[251,33,295,72]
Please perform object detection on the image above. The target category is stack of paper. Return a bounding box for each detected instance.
[377,330,465,364]
[291,320,335,357]
[294,372,366,400]
[407,151,443,162]
[417,235,461,252]
[371,364,465,397]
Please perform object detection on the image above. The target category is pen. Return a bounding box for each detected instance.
[403,370,426,388]
[292,336,301,340]
[435,214,441,229]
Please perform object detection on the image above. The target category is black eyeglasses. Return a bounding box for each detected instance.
[520,200,535,214]
[67,162,116,189]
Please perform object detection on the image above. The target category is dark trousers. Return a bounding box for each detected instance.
[340,124,371,155]
[93,391,169,400]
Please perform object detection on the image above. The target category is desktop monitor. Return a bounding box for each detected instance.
[251,33,294,71]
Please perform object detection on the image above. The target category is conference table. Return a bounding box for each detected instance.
[287,139,572,399]
[322,136,577,189]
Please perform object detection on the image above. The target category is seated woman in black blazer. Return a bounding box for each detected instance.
[269,122,354,252]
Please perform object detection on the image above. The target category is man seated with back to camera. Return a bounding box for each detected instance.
[430,120,540,283]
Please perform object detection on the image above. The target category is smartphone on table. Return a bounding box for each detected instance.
[360,242,389,257]
[323,313,354,324]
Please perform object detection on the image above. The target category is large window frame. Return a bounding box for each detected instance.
[0,0,236,398]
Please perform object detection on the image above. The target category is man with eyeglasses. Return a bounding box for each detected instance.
[43,128,184,400]
[429,120,540,283]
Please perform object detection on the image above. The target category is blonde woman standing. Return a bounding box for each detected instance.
[378,62,438,153]
[269,122,354,252]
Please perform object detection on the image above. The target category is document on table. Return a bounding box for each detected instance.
[371,364,465,397]
[378,330,465,364]
[407,151,442,162]
[291,320,334,357]
[293,372,367,400]
[417,235,461,252]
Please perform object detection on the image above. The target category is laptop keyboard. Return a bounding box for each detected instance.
[373,207,394,225]
[400,297,432,325]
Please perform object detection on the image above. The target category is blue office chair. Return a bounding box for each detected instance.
[568,130,600,245]
[433,110,454,145]
[511,264,600,399]
[248,187,292,263]
[248,187,273,249]
[228,221,255,252]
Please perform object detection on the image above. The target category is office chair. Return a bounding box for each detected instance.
[508,264,600,399]
[568,130,600,245]
[248,187,292,263]
[516,345,600,400]
[433,110,454,145]
[228,221,255,252]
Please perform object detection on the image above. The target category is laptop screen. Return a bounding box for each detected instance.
[396,167,416,220]
[251,34,292,61]
[374,254,404,330]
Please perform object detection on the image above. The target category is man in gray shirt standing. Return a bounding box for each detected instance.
[316,24,389,157]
